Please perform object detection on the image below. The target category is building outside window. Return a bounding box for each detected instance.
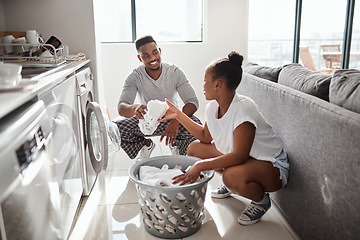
[299,0,346,72]
[99,0,203,43]
[350,1,360,69]
[248,0,295,67]
[99,0,132,42]
[248,0,359,71]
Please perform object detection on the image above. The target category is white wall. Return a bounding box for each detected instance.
[0,0,249,118]
[1,0,105,109]
[101,0,249,120]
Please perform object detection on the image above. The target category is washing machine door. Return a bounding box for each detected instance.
[48,102,78,175]
[85,102,108,173]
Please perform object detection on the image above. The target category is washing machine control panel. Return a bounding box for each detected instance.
[16,127,45,172]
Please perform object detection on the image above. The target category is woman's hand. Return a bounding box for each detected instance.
[172,162,202,186]
[159,99,180,122]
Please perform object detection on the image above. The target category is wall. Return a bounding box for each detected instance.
[1,0,105,109]
[0,0,249,118]
[101,0,249,120]
[0,0,5,31]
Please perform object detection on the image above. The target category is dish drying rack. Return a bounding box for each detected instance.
[0,43,66,67]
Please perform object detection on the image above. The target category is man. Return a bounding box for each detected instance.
[116,35,201,159]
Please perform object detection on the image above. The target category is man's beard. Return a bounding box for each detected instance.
[150,66,161,71]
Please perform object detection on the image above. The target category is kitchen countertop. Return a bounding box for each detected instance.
[0,59,90,119]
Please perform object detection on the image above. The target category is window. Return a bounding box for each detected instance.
[98,0,132,42]
[249,0,358,71]
[99,0,203,43]
[248,0,295,67]
[350,1,360,69]
[299,0,346,72]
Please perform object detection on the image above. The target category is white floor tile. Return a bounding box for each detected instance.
[70,134,300,240]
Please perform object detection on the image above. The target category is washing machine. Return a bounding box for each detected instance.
[38,75,83,239]
[75,67,120,196]
[0,100,62,240]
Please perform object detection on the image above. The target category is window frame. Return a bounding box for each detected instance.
[293,0,355,69]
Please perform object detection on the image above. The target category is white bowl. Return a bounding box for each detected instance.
[0,63,22,88]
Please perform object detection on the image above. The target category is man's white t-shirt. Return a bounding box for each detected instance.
[205,94,283,163]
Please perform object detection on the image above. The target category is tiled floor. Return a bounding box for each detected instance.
[69,137,300,240]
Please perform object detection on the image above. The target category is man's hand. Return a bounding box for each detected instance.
[160,119,180,145]
[134,104,147,119]
[118,103,148,119]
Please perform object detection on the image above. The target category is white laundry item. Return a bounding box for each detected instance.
[139,100,169,135]
[139,164,206,187]
[139,165,183,187]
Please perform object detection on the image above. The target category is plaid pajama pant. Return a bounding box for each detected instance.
[115,115,202,159]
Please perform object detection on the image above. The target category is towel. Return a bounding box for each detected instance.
[139,100,169,135]
[66,52,87,61]
[139,164,206,187]
[139,164,183,187]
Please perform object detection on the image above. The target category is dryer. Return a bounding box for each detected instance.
[75,67,120,196]
[0,100,62,240]
[38,74,83,239]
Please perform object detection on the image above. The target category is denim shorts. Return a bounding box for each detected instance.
[273,149,290,187]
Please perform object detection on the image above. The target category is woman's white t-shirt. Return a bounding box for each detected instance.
[205,94,283,163]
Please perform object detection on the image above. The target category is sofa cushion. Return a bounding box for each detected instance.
[278,63,331,101]
[330,69,360,113]
[243,62,282,82]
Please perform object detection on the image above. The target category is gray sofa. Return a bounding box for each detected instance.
[237,63,360,240]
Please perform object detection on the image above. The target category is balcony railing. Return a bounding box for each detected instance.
[248,38,360,70]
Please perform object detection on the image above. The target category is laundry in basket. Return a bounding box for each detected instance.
[129,155,214,239]
[139,164,205,187]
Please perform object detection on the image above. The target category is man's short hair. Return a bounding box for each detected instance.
[135,35,157,51]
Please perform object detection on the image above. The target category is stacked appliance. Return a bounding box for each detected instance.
[0,65,121,239]
[38,74,83,239]
[75,67,120,196]
[0,100,62,240]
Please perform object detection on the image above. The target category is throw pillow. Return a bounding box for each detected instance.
[329,69,360,114]
[243,62,282,82]
[278,63,331,101]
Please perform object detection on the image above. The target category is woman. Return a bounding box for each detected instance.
[159,51,289,225]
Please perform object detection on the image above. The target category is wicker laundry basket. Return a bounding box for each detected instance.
[129,155,214,239]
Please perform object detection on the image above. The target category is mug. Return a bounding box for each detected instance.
[39,49,54,62]
[3,35,15,54]
[44,36,62,55]
[31,36,62,57]
[26,30,42,45]
[12,37,29,55]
